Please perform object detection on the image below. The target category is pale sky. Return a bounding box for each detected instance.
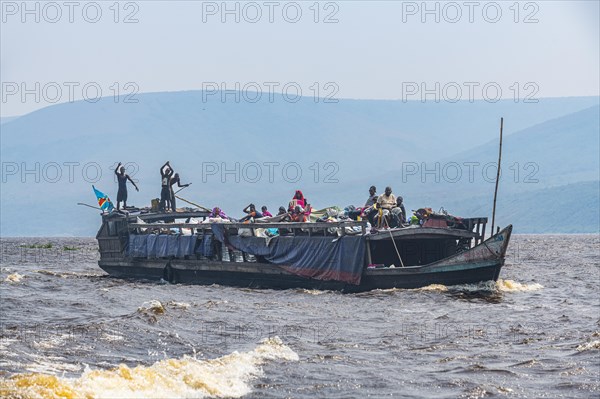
[1,0,599,116]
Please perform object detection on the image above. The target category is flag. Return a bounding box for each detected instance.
[93,185,114,212]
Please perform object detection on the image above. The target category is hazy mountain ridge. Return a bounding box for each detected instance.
[1,92,598,236]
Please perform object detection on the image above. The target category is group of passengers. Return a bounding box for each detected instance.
[159,161,191,212]
[225,190,311,224]
[115,161,190,212]
[113,161,406,229]
[362,186,407,229]
[208,186,406,229]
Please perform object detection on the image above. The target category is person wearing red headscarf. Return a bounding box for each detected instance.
[289,190,310,222]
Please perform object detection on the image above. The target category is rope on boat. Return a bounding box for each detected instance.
[383,216,405,267]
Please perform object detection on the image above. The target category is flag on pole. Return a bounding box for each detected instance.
[92,185,114,212]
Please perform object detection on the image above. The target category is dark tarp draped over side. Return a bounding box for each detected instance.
[211,225,366,285]
[127,235,197,258]
[196,235,214,257]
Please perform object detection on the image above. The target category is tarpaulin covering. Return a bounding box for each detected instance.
[196,235,214,257]
[211,225,365,285]
[127,235,197,258]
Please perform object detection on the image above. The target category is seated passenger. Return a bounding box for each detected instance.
[277,206,287,215]
[377,186,396,210]
[363,185,379,224]
[289,190,310,214]
[390,203,405,228]
[375,186,396,228]
[365,185,378,207]
[396,196,407,224]
[209,207,229,220]
[288,190,309,222]
[290,205,308,222]
[261,206,273,217]
[240,203,263,222]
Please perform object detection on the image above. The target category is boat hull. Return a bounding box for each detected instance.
[98,225,512,292]
[98,258,503,292]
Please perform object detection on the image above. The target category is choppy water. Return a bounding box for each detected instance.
[0,235,598,398]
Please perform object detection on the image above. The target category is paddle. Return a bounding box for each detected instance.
[174,182,192,195]
[174,195,211,212]
[77,202,101,210]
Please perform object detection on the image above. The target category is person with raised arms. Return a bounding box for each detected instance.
[159,161,173,212]
[114,162,139,211]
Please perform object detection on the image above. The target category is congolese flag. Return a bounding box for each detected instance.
[92,185,114,212]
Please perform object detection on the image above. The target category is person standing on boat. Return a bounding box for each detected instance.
[376,186,396,227]
[159,161,173,212]
[169,172,190,212]
[114,162,139,211]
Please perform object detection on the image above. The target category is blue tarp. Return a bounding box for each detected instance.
[127,227,366,285]
[127,235,197,258]
[196,235,214,257]
[211,225,365,285]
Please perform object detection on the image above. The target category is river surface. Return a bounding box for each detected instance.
[0,235,598,398]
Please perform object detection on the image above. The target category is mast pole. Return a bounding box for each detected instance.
[491,117,503,236]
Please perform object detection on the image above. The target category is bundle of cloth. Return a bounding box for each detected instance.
[410,207,467,229]
[313,207,364,236]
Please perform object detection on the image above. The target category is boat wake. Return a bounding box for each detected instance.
[3,273,24,283]
[137,300,166,315]
[35,270,106,279]
[495,279,544,292]
[356,279,543,297]
[576,340,600,352]
[0,337,298,399]
[415,284,448,292]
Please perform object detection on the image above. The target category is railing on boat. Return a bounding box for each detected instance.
[124,216,487,242]
[127,221,368,236]
[463,217,487,245]
[98,213,489,265]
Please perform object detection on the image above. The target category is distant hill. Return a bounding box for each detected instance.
[447,105,600,188]
[341,106,600,233]
[425,181,600,234]
[2,92,598,169]
[1,92,598,236]
[0,116,19,124]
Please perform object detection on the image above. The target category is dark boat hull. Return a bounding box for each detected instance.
[98,225,512,292]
